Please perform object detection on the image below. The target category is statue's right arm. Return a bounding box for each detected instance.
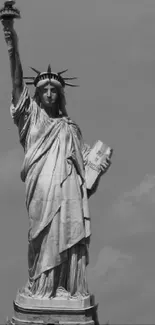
[2,20,23,106]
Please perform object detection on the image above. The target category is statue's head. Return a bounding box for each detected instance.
[39,83,58,108]
[34,81,67,116]
[24,65,78,116]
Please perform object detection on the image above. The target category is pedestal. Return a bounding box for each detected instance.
[11,291,99,325]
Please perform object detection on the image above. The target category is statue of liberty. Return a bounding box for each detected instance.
[0,0,112,308]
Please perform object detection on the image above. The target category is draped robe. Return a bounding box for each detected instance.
[10,86,91,297]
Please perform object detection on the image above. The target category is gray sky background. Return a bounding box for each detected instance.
[0,0,155,323]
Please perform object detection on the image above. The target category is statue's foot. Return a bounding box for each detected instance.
[70,291,90,299]
[55,286,69,298]
[19,284,32,297]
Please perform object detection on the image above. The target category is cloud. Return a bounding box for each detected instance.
[88,174,155,323]
[88,246,133,303]
[98,174,155,246]
[124,174,155,199]
[89,246,132,278]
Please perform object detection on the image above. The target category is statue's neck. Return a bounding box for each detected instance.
[41,103,60,118]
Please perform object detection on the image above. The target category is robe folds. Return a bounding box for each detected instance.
[10,86,91,284]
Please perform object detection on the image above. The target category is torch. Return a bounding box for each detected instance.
[0,0,20,21]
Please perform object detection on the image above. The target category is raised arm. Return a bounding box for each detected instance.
[2,19,23,106]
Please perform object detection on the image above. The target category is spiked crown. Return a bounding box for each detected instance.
[24,65,78,88]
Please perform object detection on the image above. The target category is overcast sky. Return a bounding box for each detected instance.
[1,0,155,323]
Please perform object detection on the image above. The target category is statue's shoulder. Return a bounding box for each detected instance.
[62,116,82,138]
[67,116,81,129]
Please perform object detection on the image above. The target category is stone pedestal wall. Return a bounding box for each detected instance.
[11,292,99,325]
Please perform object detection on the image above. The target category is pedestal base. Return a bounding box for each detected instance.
[11,292,98,325]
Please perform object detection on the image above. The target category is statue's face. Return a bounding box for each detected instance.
[39,83,58,108]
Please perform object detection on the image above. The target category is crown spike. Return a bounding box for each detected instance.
[63,77,78,80]
[30,67,41,75]
[25,82,34,85]
[58,69,68,75]
[25,66,78,88]
[65,82,79,87]
[47,64,52,74]
[23,77,35,80]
